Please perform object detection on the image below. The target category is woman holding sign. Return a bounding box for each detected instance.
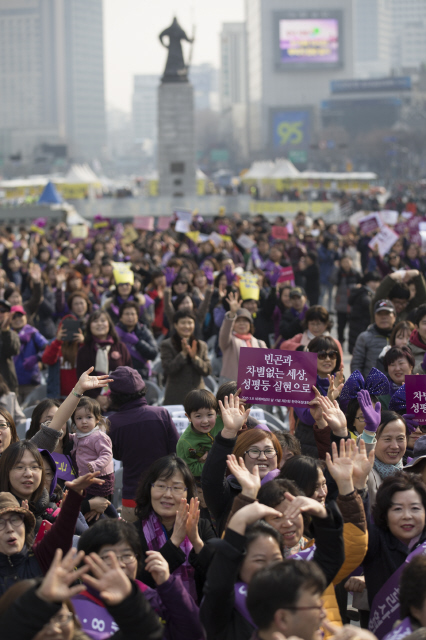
[218,292,266,383]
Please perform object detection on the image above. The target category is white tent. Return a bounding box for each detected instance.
[243,161,276,180]
[269,158,300,179]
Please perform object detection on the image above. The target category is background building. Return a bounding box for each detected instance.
[0,0,106,167]
[132,75,159,149]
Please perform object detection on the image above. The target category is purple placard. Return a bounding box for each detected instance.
[72,596,118,640]
[51,453,76,482]
[237,348,317,407]
[338,221,351,236]
[408,216,419,232]
[405,375,426,424]
[394,221,407,235]
[277,266,295,284]
[359,217,379,234]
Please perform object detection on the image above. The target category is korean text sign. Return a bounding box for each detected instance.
[405,376,426,424]
[237,348,317,407]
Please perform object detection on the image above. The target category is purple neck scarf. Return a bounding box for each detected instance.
[142,510,197,602]
[234,582,256,628]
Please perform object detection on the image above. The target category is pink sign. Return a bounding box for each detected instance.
[359,217,379,234]
[271,226,289,240]
[277,266,295,284]
[394,221,407,235]
[408,216,419,232]
[338,221,351,236]
[157,216,173,231]
[133,216,154,231]
[405,375,426,424]
[237,347,317,407]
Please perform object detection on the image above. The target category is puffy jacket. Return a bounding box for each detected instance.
[115,321,158,380]
[351,324,391,379]
[348,285,375,352]
[13,324,48,386]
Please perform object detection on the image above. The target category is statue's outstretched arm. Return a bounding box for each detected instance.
[159,29,170,48]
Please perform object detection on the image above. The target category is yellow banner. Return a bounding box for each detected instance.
[239,273,260,301]
[112,262,134,285]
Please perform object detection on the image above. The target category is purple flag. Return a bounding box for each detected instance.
[72,596,118,639]
[51,453,76,482]
[382,618,412,640]
[237,348,317,407]
[405,375,426,424]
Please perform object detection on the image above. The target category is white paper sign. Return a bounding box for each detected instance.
[237,234,256,250]
[419,222,426,232]
[368,225,399,257]
[175,220,190,233]
[402,211,414,220]
[209,232,222,247]
[174,209,192,223]
[380,210,399,226]
[358,212,383,229]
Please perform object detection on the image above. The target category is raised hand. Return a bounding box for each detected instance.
[327,372,344,401]
[348,438,375,490]
[29,262,42,283]
[185,497,204,553]
[75,367,113,394]
[83,552,132,606]
[65,471,104,495]
[325,440,354,496]
[227,454,260,499]
[318,395,347,436]
[283,493,328,521]
[226,291,241,316]
[186,339,198,359]
[36,548,88,602]
[228,502,283,536]
[170,498,189,548]
[309,387,326,427]
[145,550,170,586]
[219,394,250,439]
[357,390,381,434]
[0,312,11,331]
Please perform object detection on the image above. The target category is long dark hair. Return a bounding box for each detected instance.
[308,335,341,374]
[135,454,195,522]
[279,455,324,498]
[0,441,45,506]
[0,407,18,446]
[26,399,61,439]
[0,374,10,397]
[84,310,119,345]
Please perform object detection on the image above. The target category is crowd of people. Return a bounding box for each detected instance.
[1,205,426,640]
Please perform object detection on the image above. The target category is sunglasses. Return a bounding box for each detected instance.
[317,350,338,361]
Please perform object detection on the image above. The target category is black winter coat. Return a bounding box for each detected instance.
[348,285,375,353]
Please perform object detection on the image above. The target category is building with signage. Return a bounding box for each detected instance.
[0,0,106,163]
[244,0,354,165]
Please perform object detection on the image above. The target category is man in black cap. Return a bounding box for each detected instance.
[108,366,179,522]
[351,299,396,378]
[0,299,20,393]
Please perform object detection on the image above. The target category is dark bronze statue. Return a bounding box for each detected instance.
[159,17,194,83]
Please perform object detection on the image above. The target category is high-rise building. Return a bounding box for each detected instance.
[0,0,106,162]
[219,22,249,163]
[353,0,426,77]
[132,75,159,147]
[190,63,219,111]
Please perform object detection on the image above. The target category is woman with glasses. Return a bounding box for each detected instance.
[75,519,204,640]
[134,454,215,603]
[0,469,103,597]
[201,394,282,537]
[293,335,342,458]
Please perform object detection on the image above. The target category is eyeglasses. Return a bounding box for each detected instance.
[317,350,338,361]
[354,415,366,423]
[0,422,10,432]
[11,464,42,473]
[47,612,74,627]
[0,513,24,531]
[151,482,187,496]
[99,552,136,566]
[284,602,324,612]
[244,448,277,460]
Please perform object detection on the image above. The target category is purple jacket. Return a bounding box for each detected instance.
[108,397,179,500]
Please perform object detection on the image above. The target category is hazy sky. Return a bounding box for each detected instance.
[104,0,245,112]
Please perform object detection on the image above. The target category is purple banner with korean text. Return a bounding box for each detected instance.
[51,453,76,482]
[237,348,317,407]
[405,375,426,424]
[72,596,118,640]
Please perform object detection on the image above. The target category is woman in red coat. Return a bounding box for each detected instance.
[76,310,131,398]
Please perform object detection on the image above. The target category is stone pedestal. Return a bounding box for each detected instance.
[157,82,195,197]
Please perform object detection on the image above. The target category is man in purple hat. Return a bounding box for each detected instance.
[108,366,179,522]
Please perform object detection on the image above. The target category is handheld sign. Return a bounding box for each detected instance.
[405,375,426,424]
[237,348,317,407]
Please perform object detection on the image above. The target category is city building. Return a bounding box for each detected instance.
[190,63,219,111]
[219,22,249,164]
[132,75,159,148]
[245,0,354,163]
[0,0,106,164]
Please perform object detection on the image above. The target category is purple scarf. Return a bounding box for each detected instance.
[291,304,309,322]
[115,324,150,374]
[234,582,256,628]
[142,510,197,602]
[18,324,37,346]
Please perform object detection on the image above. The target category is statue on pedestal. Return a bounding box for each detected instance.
[159,17,194,83]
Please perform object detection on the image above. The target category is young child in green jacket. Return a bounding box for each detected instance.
[176,389,222,477]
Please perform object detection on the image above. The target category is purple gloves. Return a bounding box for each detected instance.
[268,265,282,287]
[202,266,214,284]
[357,390,381,433]
[23,355,39,371]
[224,264,235,286]
[165,267,177,287]
[403,414,419,435]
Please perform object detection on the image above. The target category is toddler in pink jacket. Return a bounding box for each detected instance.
[71,397,115,501]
